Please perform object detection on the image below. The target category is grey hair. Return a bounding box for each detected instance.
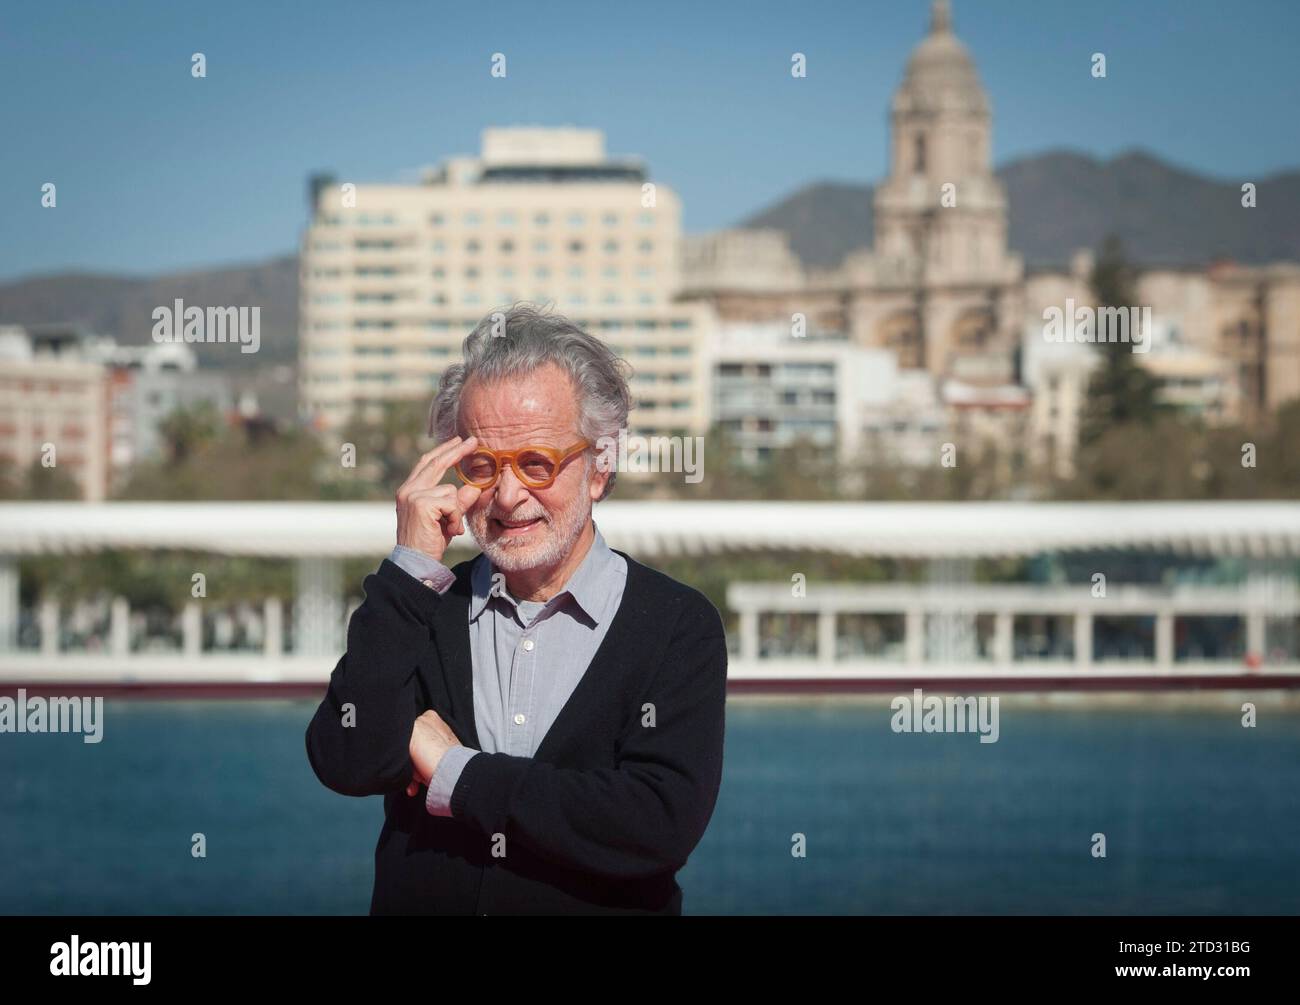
[429,303,633,500]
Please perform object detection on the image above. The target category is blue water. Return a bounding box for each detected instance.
[1,698,1296,914]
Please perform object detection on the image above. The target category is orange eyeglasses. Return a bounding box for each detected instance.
[454,440,591,490]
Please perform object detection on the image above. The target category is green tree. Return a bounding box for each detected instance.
[0,458,82,500]
[117,405,327,500]
[1077,235,1164,449]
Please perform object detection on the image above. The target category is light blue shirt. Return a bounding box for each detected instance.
[386,524,628,816]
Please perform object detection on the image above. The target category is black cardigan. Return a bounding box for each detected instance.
[304,551,729,915]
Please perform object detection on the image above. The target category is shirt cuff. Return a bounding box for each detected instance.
[425,745,479,817]
[387,545,456,593]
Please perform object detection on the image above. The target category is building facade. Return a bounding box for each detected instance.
[298,127,714,440]
[681,0,1300,479]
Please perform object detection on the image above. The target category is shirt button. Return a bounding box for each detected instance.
[422,579,435,588]
[514,713,526,725]
[522,639,535,652]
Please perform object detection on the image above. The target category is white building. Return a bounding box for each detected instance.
[0,325,110,501]
[298,127,714,439]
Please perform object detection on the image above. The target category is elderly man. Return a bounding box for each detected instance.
[305,305,728,915]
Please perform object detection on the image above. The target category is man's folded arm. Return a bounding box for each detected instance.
[304,557,449,797]
[426,744,479,817]
[447,595,728,880]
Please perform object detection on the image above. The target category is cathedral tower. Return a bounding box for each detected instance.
[861,0,1023,378]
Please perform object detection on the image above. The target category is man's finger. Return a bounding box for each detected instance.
[410,435,481,490]
[456,483,483,511]
[405,434,478,488]
[404,436,460,485]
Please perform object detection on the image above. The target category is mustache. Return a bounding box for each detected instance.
[484,504,550,523]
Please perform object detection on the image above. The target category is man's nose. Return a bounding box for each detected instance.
[493,463,532,511]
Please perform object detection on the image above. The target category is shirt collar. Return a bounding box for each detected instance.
[469,522,616,626]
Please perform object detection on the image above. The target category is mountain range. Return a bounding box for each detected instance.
[2,148,1297,372]
[743,149,1300,270]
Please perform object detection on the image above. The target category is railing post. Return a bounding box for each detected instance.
[1074,610,1093,670]
[1245,612,1266,664]
[263,597,283,658]
[994,610,1013,666]
[905,607,925,666]
[817,610,837,664]
[182,602,202,659]
[739,609,758,662]
[110,597,130,658]
[0,556,18,653]
[1155,611,1174,670]
[40,598,59,656]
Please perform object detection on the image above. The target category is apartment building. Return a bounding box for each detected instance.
[299,127,713,439]
[0,325,110,501]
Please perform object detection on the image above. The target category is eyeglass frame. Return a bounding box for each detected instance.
[454,439,592,490]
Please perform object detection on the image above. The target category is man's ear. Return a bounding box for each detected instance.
[588,460,611,502]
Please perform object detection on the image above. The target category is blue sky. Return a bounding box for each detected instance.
[3,0,1298,280]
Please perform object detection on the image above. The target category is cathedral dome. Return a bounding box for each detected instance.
[894,1,989,116]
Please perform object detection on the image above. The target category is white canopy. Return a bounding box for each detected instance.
[1,501,1298,559]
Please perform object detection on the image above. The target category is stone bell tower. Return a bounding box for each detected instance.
[861,0,1023,380]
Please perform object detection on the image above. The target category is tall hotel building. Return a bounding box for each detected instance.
[298,127,713,439]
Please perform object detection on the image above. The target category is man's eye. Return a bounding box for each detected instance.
[518,453,555,479]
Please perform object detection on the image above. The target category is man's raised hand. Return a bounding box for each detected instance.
[395,436,484,562]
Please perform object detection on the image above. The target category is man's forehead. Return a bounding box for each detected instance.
[459,369,579,430]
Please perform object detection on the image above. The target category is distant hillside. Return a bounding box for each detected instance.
[741,148,1300,270]
[0,256,298,369]
[2,149,1297,365]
